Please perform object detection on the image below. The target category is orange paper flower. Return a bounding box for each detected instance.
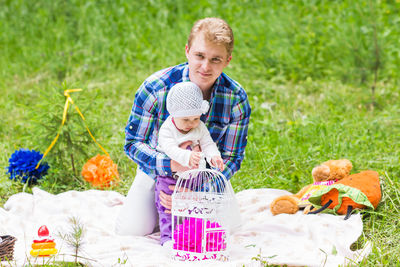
[81,154,119,188]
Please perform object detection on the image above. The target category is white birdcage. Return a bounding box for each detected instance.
[171,168,234,262]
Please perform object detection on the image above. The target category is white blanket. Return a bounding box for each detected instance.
[0,187,370,266]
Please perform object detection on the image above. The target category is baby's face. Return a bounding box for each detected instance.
[174,115,201,133]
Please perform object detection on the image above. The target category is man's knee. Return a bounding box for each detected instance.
[115,213,155,236]
[114,169,157,236]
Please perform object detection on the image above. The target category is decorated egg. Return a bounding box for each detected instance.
[38,225,50,237]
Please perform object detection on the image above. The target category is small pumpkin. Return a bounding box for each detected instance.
[308,170,381,219]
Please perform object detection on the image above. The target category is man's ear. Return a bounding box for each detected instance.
[226,55,232,65]
[228,55,232,63]
[185,44,190,59]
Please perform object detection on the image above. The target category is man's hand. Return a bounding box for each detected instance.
[159,186,174,214]
[171,160,191,172]
[159,185,192,213]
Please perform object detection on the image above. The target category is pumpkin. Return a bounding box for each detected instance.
[308,170,381,219]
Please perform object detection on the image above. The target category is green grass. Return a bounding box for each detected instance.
[1,0,400,266]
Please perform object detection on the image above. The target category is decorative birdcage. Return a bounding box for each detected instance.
[171,169,234,262]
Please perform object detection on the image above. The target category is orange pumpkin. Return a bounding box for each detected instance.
[308,170,381,219]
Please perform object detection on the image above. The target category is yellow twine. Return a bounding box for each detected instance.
[35,89,109,169]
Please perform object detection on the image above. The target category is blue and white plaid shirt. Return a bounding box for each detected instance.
[124,62,251,180]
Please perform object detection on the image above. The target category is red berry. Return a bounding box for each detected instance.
[38,225,49,237]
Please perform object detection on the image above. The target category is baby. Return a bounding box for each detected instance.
[155,81,224,246]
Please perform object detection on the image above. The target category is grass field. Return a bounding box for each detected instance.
[1,0,400,265]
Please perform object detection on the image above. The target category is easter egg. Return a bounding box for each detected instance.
[38,225,49,237]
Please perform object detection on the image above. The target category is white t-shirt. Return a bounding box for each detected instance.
[157,116,221,167]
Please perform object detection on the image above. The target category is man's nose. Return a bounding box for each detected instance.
[201,60,211,71]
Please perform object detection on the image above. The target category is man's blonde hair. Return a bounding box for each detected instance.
[188,17,234,56]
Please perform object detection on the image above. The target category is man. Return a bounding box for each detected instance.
[116,17,251,237]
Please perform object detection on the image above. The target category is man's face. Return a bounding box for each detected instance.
[185,33,232,92]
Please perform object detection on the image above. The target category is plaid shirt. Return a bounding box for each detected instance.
[124,62,251,180]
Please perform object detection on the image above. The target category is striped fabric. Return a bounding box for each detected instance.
[124,62,251,180]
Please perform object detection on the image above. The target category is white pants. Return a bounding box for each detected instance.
[115,168,242,236]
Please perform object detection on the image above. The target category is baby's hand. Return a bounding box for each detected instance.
[189,151,202,168]
[192,144,201,152]
[211,156,225,171]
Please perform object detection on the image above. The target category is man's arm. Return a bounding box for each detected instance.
[219,96,251,180]
[124,81,172,177]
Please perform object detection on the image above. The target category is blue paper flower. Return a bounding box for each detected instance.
[6,149,50,184]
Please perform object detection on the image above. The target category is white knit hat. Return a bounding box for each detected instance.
[166,82,210,118]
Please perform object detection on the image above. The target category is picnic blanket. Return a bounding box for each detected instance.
[0,187,370,266]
